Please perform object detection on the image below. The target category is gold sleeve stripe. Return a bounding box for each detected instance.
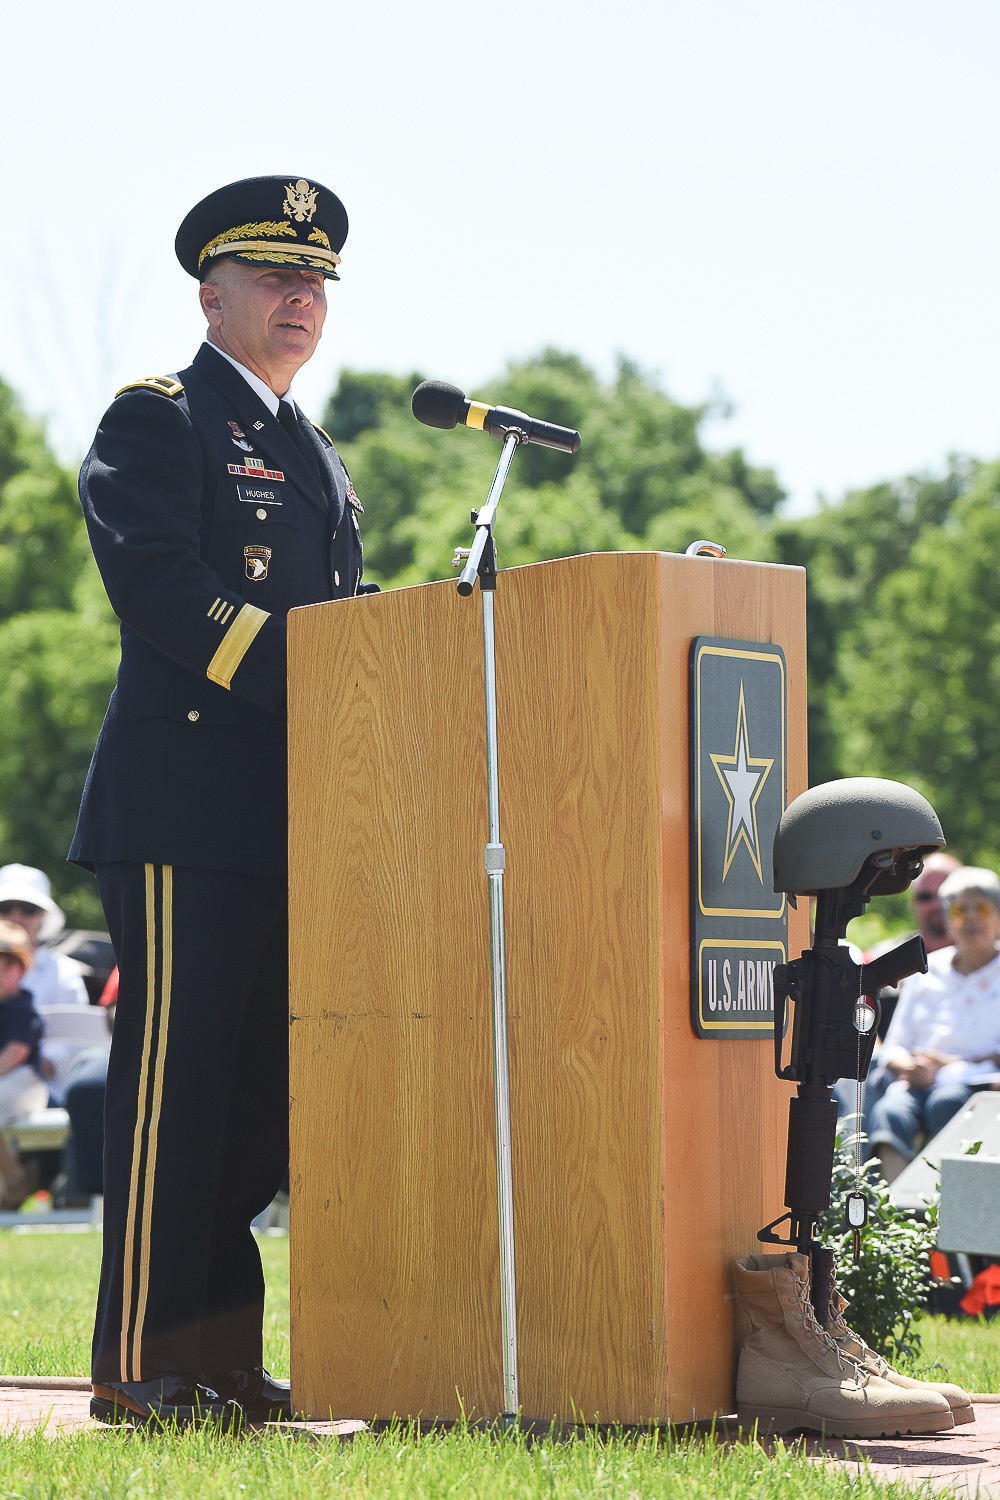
[467,401,490,430]
[207,598,235,624]
[206,603,270,690]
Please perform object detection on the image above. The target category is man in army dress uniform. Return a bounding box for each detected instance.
[71,176,375,1428]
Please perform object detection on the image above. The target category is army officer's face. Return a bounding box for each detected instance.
[200,258,328,396]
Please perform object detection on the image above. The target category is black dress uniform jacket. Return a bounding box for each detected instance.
[75,342,370,1386]
[70,342,366,879]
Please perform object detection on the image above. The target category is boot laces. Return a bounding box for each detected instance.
[831,1294,890,1375]
[839,1325,889,1376]
[791,1278,867,1381]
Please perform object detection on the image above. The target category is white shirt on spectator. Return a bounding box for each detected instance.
[882,944,1000,1086]
[19,947,89,1098]
[21,946,88,1010]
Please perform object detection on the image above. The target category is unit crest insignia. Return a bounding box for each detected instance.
[245,545,272,580]
[228,421,253,452]
[283,179,318,223]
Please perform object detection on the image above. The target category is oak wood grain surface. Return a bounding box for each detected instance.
[287,552,807,1423]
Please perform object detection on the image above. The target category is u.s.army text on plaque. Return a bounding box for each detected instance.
[690,637,788,1038]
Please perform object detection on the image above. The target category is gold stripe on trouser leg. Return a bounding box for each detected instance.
[119,865,174,1382]
[120,865,158,1379]
[130,866,174,1379]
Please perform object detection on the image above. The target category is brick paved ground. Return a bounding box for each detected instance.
[1,1379,998,1492]
[742,1398,1000,1495]
[0,1377,365,1440]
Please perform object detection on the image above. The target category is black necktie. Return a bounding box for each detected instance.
[277,401,324,485]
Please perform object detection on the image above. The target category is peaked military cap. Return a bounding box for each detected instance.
[175,175,348,281]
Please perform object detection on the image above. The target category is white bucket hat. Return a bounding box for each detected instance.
[0,864,65,943]
[939,866,1000,914]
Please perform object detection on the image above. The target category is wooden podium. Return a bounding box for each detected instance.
[286,550,807,1424]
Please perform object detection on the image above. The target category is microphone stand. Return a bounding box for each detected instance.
[454,429,522,1423]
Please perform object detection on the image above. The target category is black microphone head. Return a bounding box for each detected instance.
[411,380,466,430]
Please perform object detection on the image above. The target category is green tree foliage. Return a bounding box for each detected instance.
[324,369,426,443]
[4,340,995,939]
[0,391,95,622]
[0,378,115,927]
[323,350,781,589]
[0,610,119,927]
[771,461,974,786]
[833,459,1000,867]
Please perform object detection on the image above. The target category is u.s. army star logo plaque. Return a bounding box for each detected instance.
[690,638,788,1038]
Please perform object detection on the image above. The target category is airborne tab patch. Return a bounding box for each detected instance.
[115,375,184,400]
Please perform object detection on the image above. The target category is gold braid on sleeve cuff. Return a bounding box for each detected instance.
[206,604,270,689]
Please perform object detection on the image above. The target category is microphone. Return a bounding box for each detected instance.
[411,380,581,454]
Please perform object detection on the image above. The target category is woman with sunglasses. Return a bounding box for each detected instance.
[869,866,1000,1183]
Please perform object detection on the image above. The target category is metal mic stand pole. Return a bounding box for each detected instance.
[454,429,522,1423]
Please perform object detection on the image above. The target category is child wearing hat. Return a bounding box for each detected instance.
[0,864,89,1101]
[0,919,48,1126]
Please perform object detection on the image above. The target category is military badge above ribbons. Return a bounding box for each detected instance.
[690,637,788,1039]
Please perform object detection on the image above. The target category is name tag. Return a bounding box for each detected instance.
[237,483,282,506]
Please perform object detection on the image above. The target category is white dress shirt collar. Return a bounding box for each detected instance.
[203,341,295,418]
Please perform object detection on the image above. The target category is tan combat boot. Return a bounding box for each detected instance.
[829,1292,974,1425]
[809,1244,974,1426]
[734,1252,955,1437]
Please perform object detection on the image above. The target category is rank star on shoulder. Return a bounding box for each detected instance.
[709,683,773,882]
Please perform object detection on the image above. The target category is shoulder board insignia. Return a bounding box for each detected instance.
[115,375,184,400]
[309,421,335,447]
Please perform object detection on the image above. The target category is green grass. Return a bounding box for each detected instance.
[0,1230,992,1497]
[906,1309,1000,1394]
[0,1422,951,1500]
[0,1229,291,1379]
[2,1229,995,1392]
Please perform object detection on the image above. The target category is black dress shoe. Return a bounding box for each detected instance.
[91,1375,241,1430]
[204,1366,296,1421]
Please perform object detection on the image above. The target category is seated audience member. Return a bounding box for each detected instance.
[835,852,963,1130]
[61,967,116,1201]
[0,865,89,1099]
[909,852,964,953]
[868,866,1000,1183]
[0,919,47,1124]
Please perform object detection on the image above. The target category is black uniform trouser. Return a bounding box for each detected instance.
[92,862,288,1385]
[63,1049,110,1196]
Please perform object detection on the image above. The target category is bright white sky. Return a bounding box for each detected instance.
[2,0,998,513]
